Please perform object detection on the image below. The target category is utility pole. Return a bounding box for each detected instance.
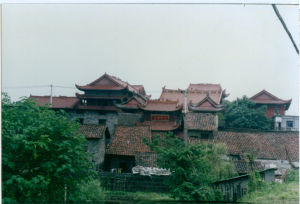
[184,89,187,114]
[64,184,67,204]
[50,84,53,107]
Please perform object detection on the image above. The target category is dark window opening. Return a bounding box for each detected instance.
[275,107,279,115]
[103,155,135,173]
[278,122,281,129]
[122,97,128,102]
[201,132,213,139]
[105,128,111,145]
[78,118,84,125]
[76,110,84,114]
[287,121,294,128]
[98,110,106,115]
[99,119,106,125]
[81,99,87,105]
[188,130,213,139]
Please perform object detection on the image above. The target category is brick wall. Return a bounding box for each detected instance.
[99,172,170,192]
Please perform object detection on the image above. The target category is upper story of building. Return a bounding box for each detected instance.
[29,73,297,132]
[249,90,292,118]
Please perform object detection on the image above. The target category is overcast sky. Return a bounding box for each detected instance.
[2,4,299,115]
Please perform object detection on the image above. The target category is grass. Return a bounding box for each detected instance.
[104,191,174,202]
[239,170,299,204]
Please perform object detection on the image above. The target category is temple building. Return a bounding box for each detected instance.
[159,83,229,113]
[249,90,292,118]
[29,73,298,174]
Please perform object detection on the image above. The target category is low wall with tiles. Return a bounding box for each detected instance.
[99,172,170,193]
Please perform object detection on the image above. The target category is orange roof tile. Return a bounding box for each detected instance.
[188,131,299,161]
[30,95,78,109]
[106,126,151,156]
[139,100,182,112]
[249,90,292,109]
[78,124,107,139]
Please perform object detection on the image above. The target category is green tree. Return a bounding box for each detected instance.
[2,93,96,203]
[145,132,237,201]
[224,96,272,130]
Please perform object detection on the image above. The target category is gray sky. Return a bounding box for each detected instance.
[2,4,299,115]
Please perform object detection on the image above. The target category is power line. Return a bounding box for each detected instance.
[2,85,49,89]
[271,4,299,55]
[2,0,298,5]
[3,85,77,90]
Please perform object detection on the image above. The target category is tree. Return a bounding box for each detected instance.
[224,96,272,130]
[145,132,237,201]
[2,93,96,202]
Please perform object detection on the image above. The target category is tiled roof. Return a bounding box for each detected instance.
[188,83,224,104]
[30,95,78,109]
[159,84,228,112]
[76,93,124,99]
[78,124,107,139]
[249,90,292,109]
[115,97,140,109]
[188,95,223,112]
[138,121,181,131]
[188,131,299,161]
[159,88,185,105]
[132,85,146,95]
[234,160,264,174]
[139,100,182,112]
[76,73,146,98]
[76,105,120,111]
[184,112,218,131]
[106,126,151,156]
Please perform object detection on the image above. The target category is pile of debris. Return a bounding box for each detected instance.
[132,165,171,176]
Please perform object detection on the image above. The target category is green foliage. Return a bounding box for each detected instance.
[104,191,173,202]
[224,96,272,130]
[2,93,95,203]
[217,112,225,129]
[71,179,105,202]
[240,171,299,203]
[246,153,265,192]
[285,170,299,183]
[145,132,237,201]
[248,171,265,192]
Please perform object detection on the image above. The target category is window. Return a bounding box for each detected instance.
[188,130,201,138]
[200,132,211,139]
[287,121,294,128]
[78,118,84,125]
[76,110,84,114]
[99,119,106,125]
[188,130,213,139]
[81,99,87,105]
[275,107,279,115]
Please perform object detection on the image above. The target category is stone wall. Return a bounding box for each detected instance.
[67,110,143,137]
[87,138,106,170]
[117,113,143,126]
[99,172,169,193]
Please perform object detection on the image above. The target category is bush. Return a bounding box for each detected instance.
[145,132,237,201]
[2,93,95,202]
[72,179,105,202]
[284,170,299,183]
